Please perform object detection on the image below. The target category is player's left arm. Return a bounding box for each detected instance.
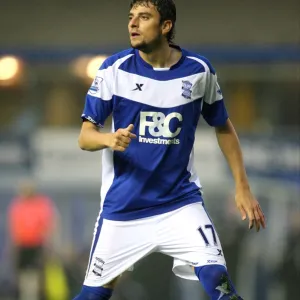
[201,61,266,232]
[215,119,266,231]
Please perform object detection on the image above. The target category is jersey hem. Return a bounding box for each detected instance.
[101,193,203,221]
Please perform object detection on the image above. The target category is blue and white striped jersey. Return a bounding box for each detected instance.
[81,46,228,221]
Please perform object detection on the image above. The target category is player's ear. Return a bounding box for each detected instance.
[162,20,172,36]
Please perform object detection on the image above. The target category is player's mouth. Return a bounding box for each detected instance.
[131,32,140,38]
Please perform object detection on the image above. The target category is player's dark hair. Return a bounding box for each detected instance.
[130,0,176,43]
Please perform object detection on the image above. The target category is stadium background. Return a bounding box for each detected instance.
[0,0,299,299]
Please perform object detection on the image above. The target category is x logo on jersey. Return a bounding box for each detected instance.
[132,83,144,91]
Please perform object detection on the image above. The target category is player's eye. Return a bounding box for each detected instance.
[141,15,149,20]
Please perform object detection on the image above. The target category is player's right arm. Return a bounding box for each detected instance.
[78,121,136,152]
[78,58,136,152]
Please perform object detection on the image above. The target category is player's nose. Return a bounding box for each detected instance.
[129,17,139,28]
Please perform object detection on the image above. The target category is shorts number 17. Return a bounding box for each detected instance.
[198,224,218,247]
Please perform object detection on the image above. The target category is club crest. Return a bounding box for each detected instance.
[182,80,193,99]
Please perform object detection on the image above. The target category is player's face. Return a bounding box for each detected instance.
[128,3,165,52]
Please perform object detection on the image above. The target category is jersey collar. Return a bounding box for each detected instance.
[135,44,186,71]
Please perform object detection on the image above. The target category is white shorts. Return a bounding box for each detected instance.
[84,203,226,287]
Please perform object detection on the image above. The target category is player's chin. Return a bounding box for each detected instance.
[130,40,146,50]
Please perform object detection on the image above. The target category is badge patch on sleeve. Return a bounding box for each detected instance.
[89,76,103,94]
[216,81,222,95]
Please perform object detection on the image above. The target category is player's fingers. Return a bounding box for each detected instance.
[238,206,247,221]
[114,145,126,152]
[111,136,128,150]
[247,209,255,230]
[119,136,131,145]
[117,141,129,149]
[124,124,137,138]
[125,124,134,132]
[257,205,266,229]
[253,209,261,232]
[119,129,137,139]
[129,132,137,139]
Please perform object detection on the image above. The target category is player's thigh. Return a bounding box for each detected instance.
[157,203,225,278]
[84,215,156,287]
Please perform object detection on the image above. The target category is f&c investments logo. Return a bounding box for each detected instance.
[139,111,182,145]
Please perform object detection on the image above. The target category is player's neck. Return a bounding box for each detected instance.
[139,43,181,68]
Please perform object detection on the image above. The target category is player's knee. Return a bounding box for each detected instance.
[196,264,229,287]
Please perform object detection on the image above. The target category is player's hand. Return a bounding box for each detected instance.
[108,124,137,152]
[235,187,266,232]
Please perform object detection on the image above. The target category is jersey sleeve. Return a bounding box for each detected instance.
[81,62,114,127]
[201,67,229,127]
